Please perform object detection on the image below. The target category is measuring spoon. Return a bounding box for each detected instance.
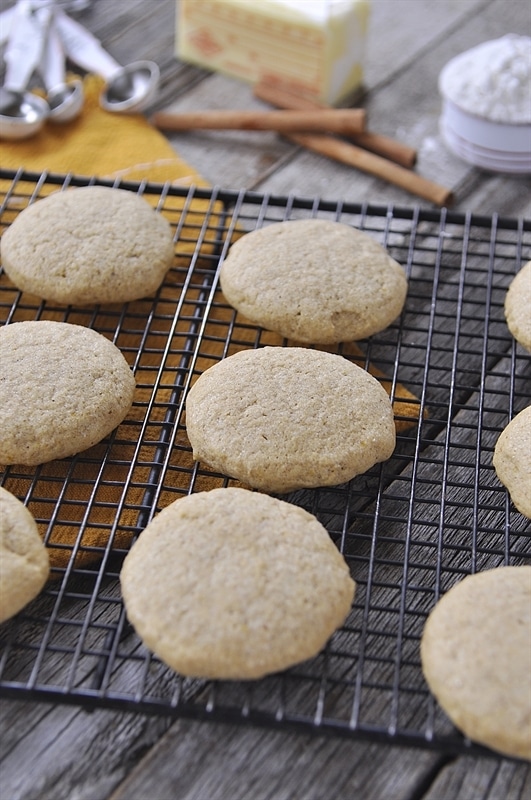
[0,0,49,139]
[55,8,159,113]
[37,7,83,122]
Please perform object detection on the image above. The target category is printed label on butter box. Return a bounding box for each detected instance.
[176,0,370,104]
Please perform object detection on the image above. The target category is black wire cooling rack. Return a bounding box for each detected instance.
[1,168,530,757]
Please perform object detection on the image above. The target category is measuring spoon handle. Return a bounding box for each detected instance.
[0,6,17,47]
[3,0,47,92]
[38,9,66,90]
[54,8,121,80]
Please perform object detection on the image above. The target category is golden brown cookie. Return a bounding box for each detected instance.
[421,566,531,761]
[0,186,174,305]
[505,261,531,351]
[185,346,396,493]
[0,320,135,465]
[493,406,531,518]
[0,487,50,623]
[120,487,355,679]
[219,219,407,343]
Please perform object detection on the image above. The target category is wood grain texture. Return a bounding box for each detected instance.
[423,756,531,800]
[0,1,530,799]
[0,700,171,800]
[108,718,446,800]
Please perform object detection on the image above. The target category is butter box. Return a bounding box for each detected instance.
[176,0,371,105]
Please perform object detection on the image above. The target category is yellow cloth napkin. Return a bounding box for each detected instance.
[0,74,207,186]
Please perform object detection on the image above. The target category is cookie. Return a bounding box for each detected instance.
[505,260,531,351]
[492,405,531,518]
[0,186,174,305]
[120,487,355,679]
[420,566,531,761]
[0,320,136,465]
[0,487,50,623]
[219,219,407,343]
[185,346,396,493]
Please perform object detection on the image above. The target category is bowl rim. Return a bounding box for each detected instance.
[440,98,531,154]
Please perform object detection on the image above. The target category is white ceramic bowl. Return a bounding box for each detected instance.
[438,35,531,174]
[440,98,531,174]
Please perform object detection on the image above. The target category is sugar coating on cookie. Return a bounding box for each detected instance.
[492,406,531,518]
[219,219,408,344]
[0,487,50,623]
[185,346,396,493]
[0,320,136,465]
[120,487,355,679]
[505,260,531,352]
[0,186,174,305]
[420,566,531,761]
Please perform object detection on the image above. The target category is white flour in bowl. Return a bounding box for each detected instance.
[439,34,531,123]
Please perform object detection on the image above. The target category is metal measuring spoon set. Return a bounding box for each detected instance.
[0,0,160,139]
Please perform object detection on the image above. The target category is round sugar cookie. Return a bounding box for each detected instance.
[185,346,396,493]
[120,487,355,679]
[0,186,174,305]
[219,219,408,344]
[0,487,50,623]
[505,260,531,352]
[0,320,136,465]
[420,566,531,761]
[492,406,531,518]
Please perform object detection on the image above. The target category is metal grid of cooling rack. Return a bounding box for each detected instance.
[0,169,530,757]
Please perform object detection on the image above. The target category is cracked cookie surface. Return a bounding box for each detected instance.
[493,405,531,518]
[0,320,135,465]
[185,346,395,493]
[0,186,174,305]
[121,487,355,680]
[0,487,50,623]
[505,260,531,352]
[421,566,531,761]
[219,219,407,344]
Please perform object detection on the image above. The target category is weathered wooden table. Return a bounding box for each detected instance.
[1,1,530,798]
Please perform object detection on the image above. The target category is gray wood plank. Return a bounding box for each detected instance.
[108,717,445,800]
[423,756,531,800]
[362,0,488,90]
[0,698,171,800]
[1,1,530,799]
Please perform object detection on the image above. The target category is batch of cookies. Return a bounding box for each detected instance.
[0,186,530,760]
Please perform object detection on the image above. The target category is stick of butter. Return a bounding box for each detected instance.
[176,0,371,105]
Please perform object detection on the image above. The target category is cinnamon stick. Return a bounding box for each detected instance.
[151,108,367,135]
[286,132,453,207]
[254,81,417,169]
